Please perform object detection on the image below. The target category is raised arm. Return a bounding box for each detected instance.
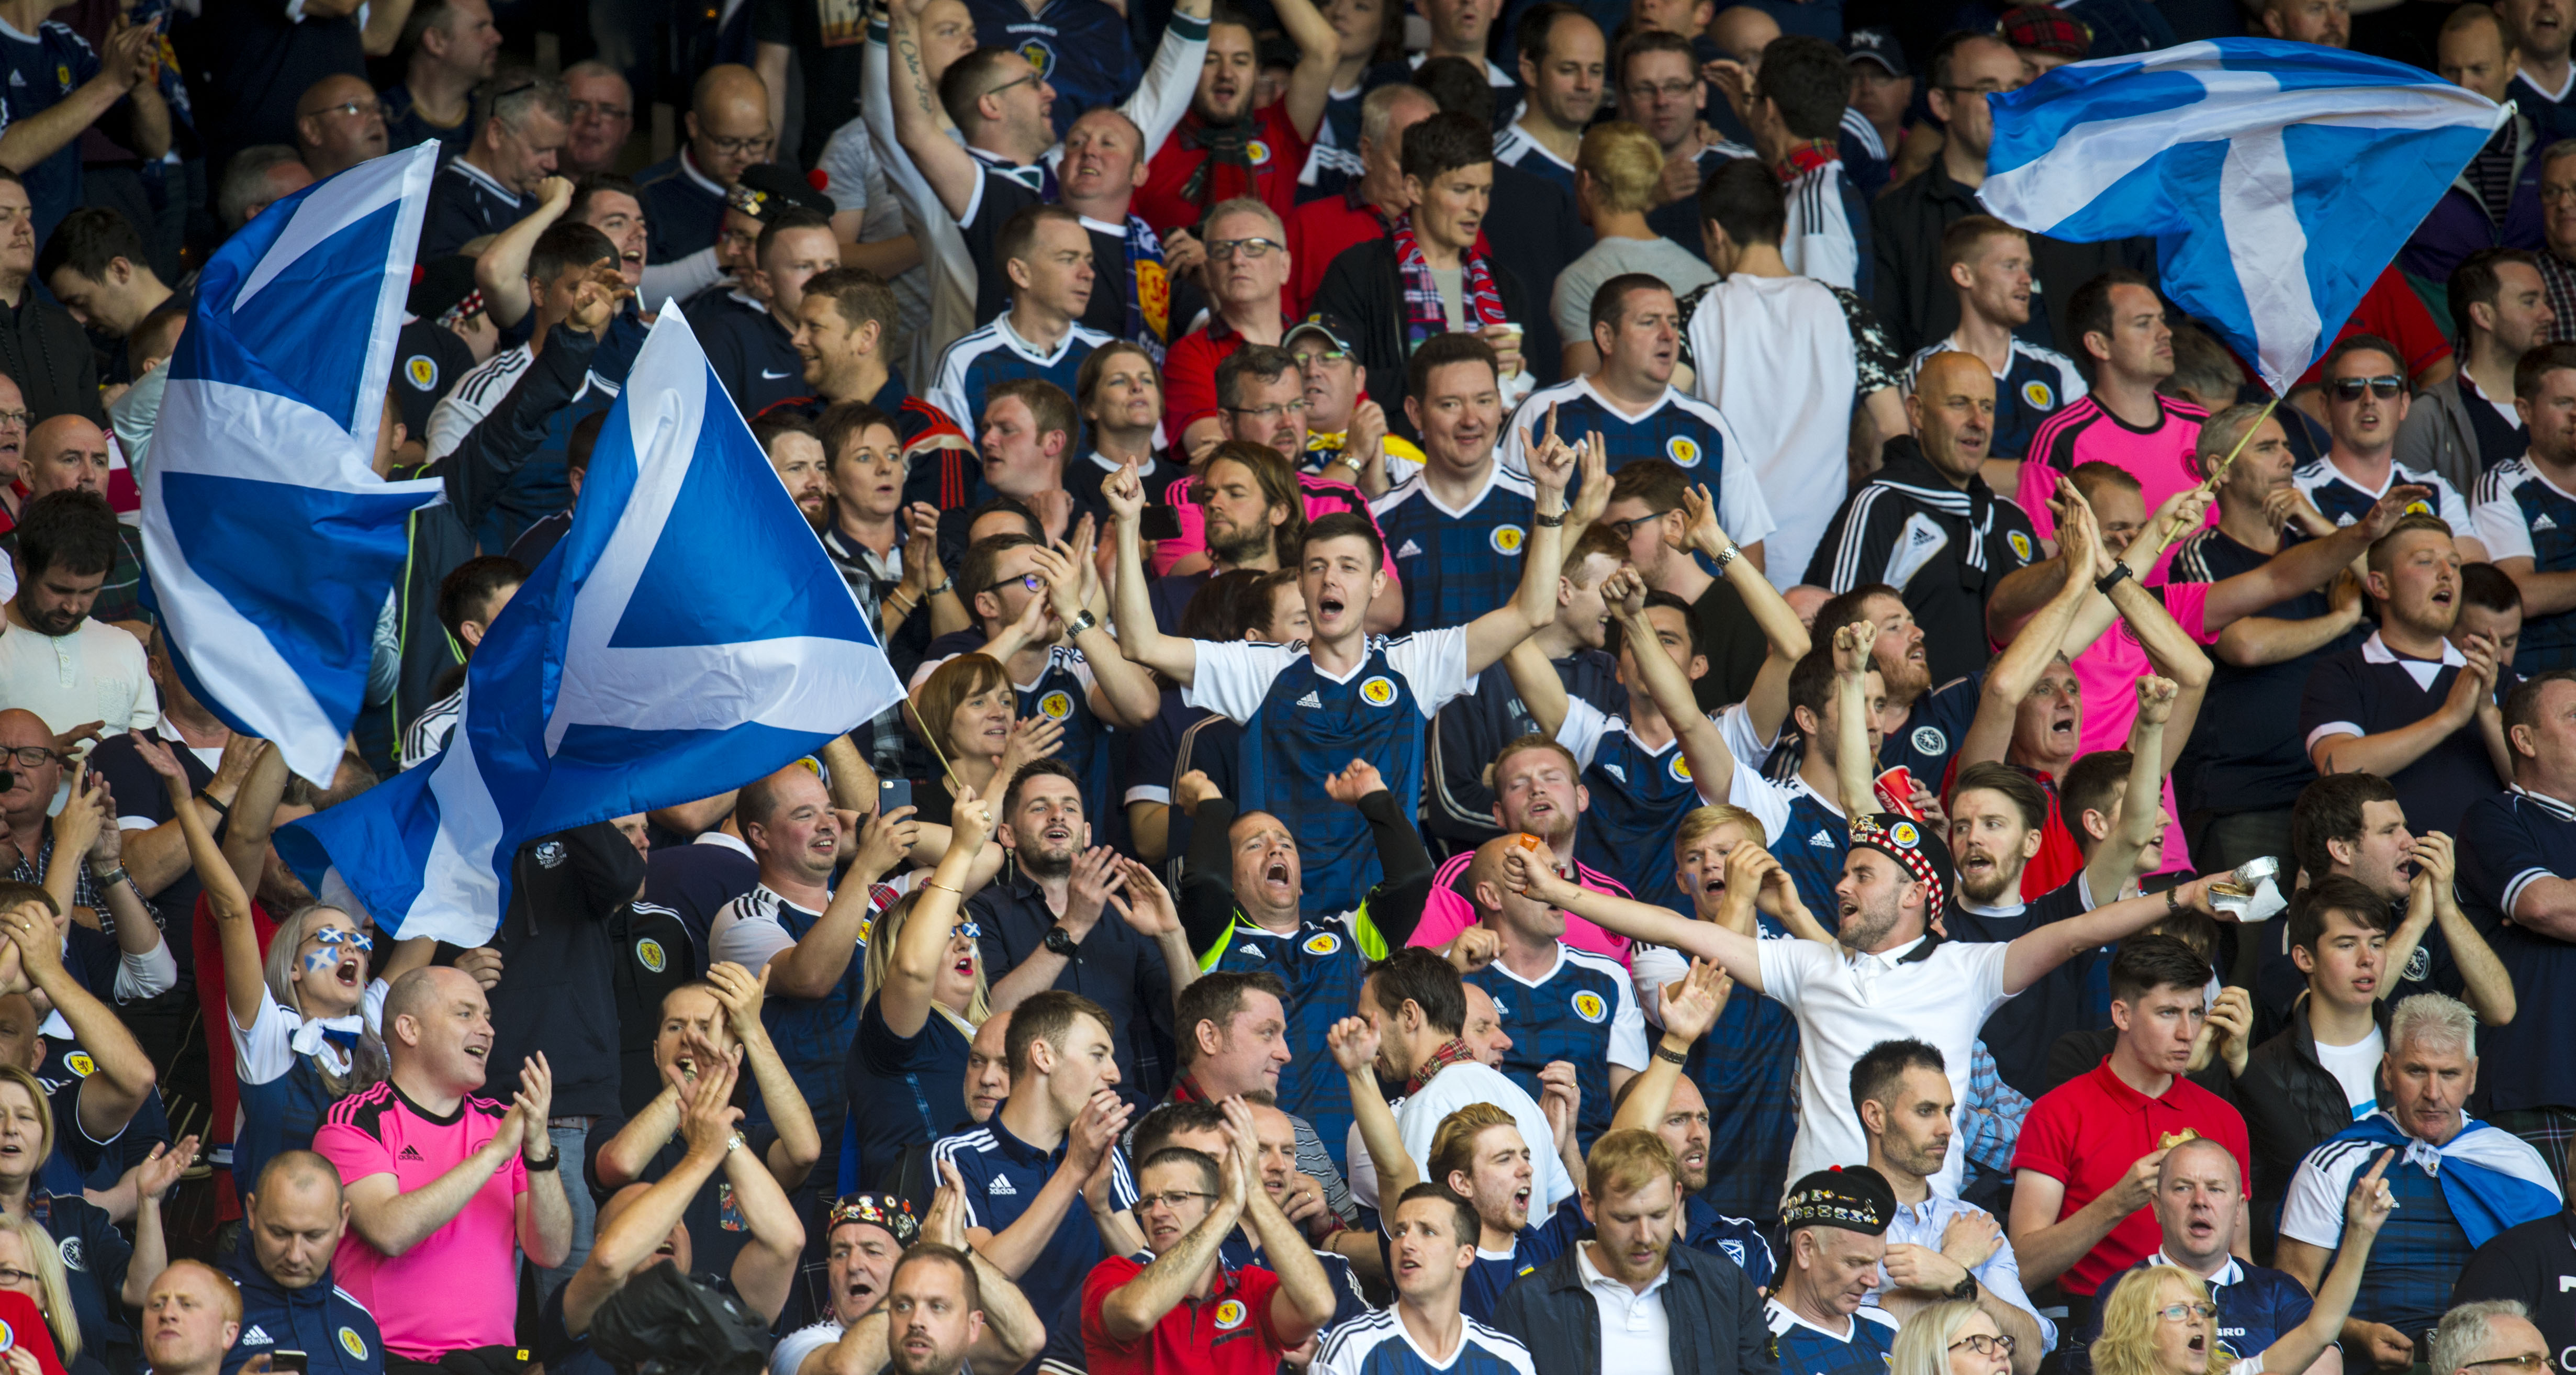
[2100,574,2212,776]
[1462,417,1575,675]
[768,807,916,999]
[2078,678,2175,903]
[2213,575,2364,668]
[884,0,985,221]
[1271,0,1340,139]
[342,1074,528,1257]
[1221,1099,1337,1344]
[0,901,153,1140]
[1678,482,1811,740]
[1099,1133,1246,1342]
[1106,463,1200,685]
[879,792,992,1039]
[1963,483,2099,768]
[1829,620,1877,818]
[1509,845,1765,993]
[564,1054,741,1335]
[961,1090,1132,1276]
[1606,959,1730,1136]
[707,961,822,1188]
[2407,832,2515,1024]
[222,744,293,916]
[476,176,574,328]
[2263,1152,2398,1375]
[1327,1015,1418,1200]
[2203,486,2420,632]
[2003,874,2223,996]
[138,736,264,1030]
[1030,539,1158,729]
[718,1058,810,1322]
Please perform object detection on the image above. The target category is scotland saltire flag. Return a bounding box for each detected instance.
[141,143,447,785]
[1977,39,2505,395]
[2339,1110,2562,1248]
[277,307,906,946]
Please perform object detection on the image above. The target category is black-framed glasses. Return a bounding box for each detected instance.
[1951,1335,2018,1358]
[0,1266,37,1287]
[2331,375,2404,401]
[984,71,1043,100]
[703,130,774,158]
[1606,508,1673,540]
[1208,237,1282,262]
[0,747,57,769]
[1225,399,1308,420]
[568,100,632,121]
[0,409,29,429]
[989,572,1044,594]
[1137,1189,1217,1211]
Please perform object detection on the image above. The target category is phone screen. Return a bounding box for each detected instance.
[273,1352,309,1374]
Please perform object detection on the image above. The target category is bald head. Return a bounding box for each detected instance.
[1708,5,1779,58]
[384,965,474,1031]
[24,414,107,498]
[247,1151,348,1291]
[252,1149,345,1205]
[295,74,388,179]
[2157,1135,2241,1191]
[688,65,772,187]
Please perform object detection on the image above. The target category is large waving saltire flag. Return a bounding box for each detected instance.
[142,143,449,785]
[1976,39,2505,395]
[276,307,906,947]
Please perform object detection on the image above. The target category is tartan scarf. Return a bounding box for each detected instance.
[1390,213,1506,352]
[1406,1037,1484,1095]
[1775,138,1839,183]
[1124,214,1172,358]
[1178,111,1260,210]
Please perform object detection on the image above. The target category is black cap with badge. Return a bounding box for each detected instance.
[1782,1165,1897,1235]
[1843,27,1909,76]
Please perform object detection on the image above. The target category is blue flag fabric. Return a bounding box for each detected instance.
[140,144,449,785]
[2339,1110,2563,1249]
[277,305,908,947]
[1976,39,2505,395]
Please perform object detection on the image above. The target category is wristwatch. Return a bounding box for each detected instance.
[1947,1273,1980,1302]
[1044,924,1079,957]
[1065,609,1099,638]
[2094,562,2136,595]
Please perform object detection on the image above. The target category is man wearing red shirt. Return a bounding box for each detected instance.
[1165,198,1297,451]
[1139,0,1339,237]
[1081,1103,1337,1375]
[1286,85,1436,316]
[2007,936,2253,1328]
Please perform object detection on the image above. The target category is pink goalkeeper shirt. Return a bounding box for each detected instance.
[315,1081,529,1361]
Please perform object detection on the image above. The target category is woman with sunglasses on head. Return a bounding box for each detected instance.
[128,735,420,1199]
[843,789,998,1193]
[2093,1150,2398,1375]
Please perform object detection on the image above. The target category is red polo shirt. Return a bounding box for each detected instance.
[1162,316,1249,438]
[1136,104,1310,239]
[2011,1056,2252,1297]
[1081,1255,1290,1375]
[1283,191,1385,317]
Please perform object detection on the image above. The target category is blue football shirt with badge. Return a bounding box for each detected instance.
[958,0,1139,141]
[0,18,102,244]
[1466,946,1649,1154]
[1905,338,2087,461]
[1372,465,1538,636]
[1500,377,1779,541]
[2476,457,2576,670]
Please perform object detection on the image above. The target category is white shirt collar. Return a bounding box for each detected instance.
[693,830,754,857]
[2359,629,2466,669]
[679,146,728,197]
[1846,934,1930,974]
[999,312,1082,365]
[2148,1251,2244,1288]
[450,156,520,203]
[1576,1240,1671,1300]
[2510,784,2576,820]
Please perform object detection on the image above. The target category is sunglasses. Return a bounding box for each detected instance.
[2331,375,2404,401]
[312,928,375,954]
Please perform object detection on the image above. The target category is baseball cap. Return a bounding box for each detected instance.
[1843,27,1909,76]
[1285,310,1360,353]
[727,163,836,223]
[1998,5,2091,61]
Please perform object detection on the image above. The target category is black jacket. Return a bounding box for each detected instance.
[2238,992,2394,1235]
[1493,1237,1776,1375]
[1309,235,1541,442]
[1871,159,2155,356]
[0,289,98,424]
[474,821,649,1119]
[365,323,600,773]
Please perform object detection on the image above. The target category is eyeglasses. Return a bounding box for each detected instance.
[984,72,1043,100]
[0,1267,37,1288]
[1626,79,1699,100]
[1941,80,2024,96]
[989,572,1045,594]
[312,928,375,953]
[0,747,57,769]
[1295,348,1351,368]
[1225,399,1308,421]
[1950,1335,2018,1358]
[703,131,775,158]
[306,99,383,121]
[568,100,632,122]
[2463,1357,2552,1372]
[1606,508,1673,540]
[2155,1303,2220,1324]
[1207,237,1282,262]
[2331,375,2405,401]
[1137,1189,1217,1212]
[0,409,29,429]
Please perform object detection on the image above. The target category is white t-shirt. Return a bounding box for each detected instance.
[1756,934,2013,1198]
[768,1316,843,1375]
[0,616,158,739]
[2313,1027,2384,1120]
[1182,628,1473,725]
[1343,1060,1576,1216]
[1685,273,1861,586]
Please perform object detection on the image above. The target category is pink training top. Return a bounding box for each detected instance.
[315,1082,529,1361]
[1152,472,1404,583]
[2018,395,2213,583]
[2067,580,2216,875]
[1406,850,1634,966]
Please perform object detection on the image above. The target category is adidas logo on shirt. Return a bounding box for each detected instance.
[1295,691,1324,708]
[988,1176,1018,1196]
[1908,525,1941,547]
[399,1145,425,1161]
[2538,513,2560,532]
[241,1327,274,1347]
[1808,828,1834,847]
[1396,540,1423,558]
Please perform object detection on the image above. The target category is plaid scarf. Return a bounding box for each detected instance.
[1775,138,1840,183]
[1124,215,1172,359]
[1178,112,1260,210]
[1406,1037,1484,1096]
[1391,213,1506,352]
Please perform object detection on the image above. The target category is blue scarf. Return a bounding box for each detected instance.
[2338,1109,2562,1248]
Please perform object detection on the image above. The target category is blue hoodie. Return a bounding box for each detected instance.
[220,1231,386,1375]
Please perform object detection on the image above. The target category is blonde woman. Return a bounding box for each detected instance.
[2093,1153,2395,1375]
[1894,1300,2019,1375]
[0,1062,191,1373]
[0,1213,81,1372]
[846,788,996,1189]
